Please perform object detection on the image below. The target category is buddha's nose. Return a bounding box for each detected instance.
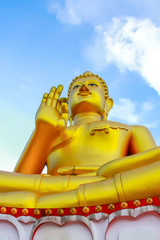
[79,84,90,92]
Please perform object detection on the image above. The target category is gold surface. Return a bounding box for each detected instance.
[146,198,153,205]
[57,208,64,215]
[11,208,17,215]
[95,205,102,212]
[82,206,89,213]
[121,202,128,209]
[34,209,40,215]
[0,71,159,208]
[45,209,52,215]
[70,207,77,214]
[133,200,141,207]
[108,204,115,211]
[22,208,29,215]
[1,207,6,214]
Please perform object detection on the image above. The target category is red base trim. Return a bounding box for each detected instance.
[0,196,159,219]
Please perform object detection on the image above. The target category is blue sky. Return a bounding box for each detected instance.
[0,0,160,171]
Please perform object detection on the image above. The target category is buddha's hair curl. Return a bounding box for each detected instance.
[68,71,109,99]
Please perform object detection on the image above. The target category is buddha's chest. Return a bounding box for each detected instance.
[47,122,131,175]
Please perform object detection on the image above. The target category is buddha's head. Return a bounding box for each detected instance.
[68,71,113,120]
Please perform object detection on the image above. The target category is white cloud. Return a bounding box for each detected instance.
[47,0,112,25]
[85,17,160,95]
[47,0,160,25]
[109,98,139,124]
[48,1,81,25]
[109,98,157,126]
[83,26,107,71]
[142,101,154,111]
[142,121,159,129]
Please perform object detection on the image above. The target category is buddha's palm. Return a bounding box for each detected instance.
[36,85,69,127]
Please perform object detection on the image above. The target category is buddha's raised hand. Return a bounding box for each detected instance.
[36,85,69,128]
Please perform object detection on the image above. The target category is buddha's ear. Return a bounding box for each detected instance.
[105,98,113,116]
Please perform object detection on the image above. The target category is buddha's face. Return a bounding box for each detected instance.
[68,76,106,118]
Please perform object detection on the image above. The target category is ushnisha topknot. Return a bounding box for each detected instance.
[68,71,109,99]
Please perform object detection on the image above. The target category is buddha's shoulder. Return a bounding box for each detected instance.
[129,124,151,134]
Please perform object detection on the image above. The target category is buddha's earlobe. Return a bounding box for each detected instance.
[103,98,113,119]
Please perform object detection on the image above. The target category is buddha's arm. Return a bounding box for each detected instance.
[128,125,156,153]
[97,125,158,178]
[14,121,64,174]
[97,146,160,178]
[14,85,68,174]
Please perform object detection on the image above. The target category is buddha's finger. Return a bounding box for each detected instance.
[60,101,69,124]
[45,86,56,106]
[48,87,56,100]
[54,85,63,100]
[59,97,68,104]
[57,98,67,112]
[61,112,69,124]
[49,86,56,95]
[41,93,48,105]
[60,102,68,114]
[46,91,54,106]
[52,85,63,108]
[47,86,56,105]
[57,100,60,111]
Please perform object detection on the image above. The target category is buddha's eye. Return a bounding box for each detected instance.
[73,84,81,89]
[88,83,98,87]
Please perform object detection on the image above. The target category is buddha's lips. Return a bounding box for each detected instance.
[77,91,92,96]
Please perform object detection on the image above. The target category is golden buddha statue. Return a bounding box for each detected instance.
[0,71,160,208]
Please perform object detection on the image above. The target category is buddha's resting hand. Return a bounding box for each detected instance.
[36,85,69,128]
[57,165,100,175]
